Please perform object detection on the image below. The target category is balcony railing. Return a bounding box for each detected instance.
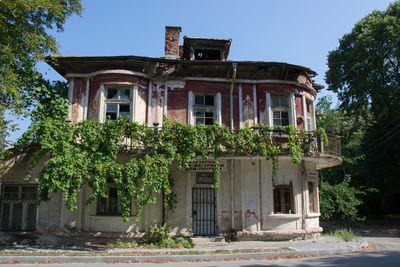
[120,126,341,159]
[313,134,341,157]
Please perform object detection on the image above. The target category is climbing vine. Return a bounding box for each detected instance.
[17,117,327,221]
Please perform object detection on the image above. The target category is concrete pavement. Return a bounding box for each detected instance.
[0,236,370,263]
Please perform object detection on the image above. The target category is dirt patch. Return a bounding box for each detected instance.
[321,216,400,238]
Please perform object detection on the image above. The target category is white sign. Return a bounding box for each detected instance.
[307,171,319,182]
[187,159,227,172]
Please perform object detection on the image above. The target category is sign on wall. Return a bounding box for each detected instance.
[187,160,227,172]
[307,171,318,182]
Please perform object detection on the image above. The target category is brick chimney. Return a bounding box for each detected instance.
[164,26,181,59]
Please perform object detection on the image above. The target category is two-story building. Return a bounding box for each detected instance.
[0,26,341,241]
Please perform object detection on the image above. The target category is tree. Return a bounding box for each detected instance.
[326,1,400,214]
[0,0,82,157]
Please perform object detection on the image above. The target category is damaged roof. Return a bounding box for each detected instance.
[47,54,318,84]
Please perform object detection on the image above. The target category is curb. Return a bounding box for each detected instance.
[0,244,368,263]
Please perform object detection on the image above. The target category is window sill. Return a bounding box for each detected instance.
[306,213,320,218]
[90,215,135,220]
[268,214,301,220]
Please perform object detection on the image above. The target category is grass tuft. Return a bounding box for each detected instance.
[325,228,359,242]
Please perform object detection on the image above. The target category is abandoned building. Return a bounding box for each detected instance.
[0,26,341,240]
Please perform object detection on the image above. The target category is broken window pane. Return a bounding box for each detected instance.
[3,185,18,200]
[107,88,118,99]
[194,49,221,60]
[119,104,130,118]
[205,118,214,125]
[205,95,214,106]
[120,89,130,100]
[195,95,204,105]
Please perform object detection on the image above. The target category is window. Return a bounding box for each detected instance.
[97,186,121,215]
[104,87,131,121]
[273,184,294,214]
[271,95,290,126]
[308,182,317,213]
[306,100,313,131]
[0,184,37,231]
[193,94,216,126]
[194,49,221,60]
[196,172,214,184]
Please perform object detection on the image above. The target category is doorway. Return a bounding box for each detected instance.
[192,188,216,236]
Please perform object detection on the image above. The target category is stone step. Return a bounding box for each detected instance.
[191,236,226,244]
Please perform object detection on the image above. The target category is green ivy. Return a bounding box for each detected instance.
[17,116,327,222]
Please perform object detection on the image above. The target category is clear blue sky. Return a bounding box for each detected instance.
[8,0,397,142]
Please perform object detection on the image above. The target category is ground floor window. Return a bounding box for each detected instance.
[273,184,294,214]
[0,184,37,231]
[97,186,121,215]
[308,182,318,213]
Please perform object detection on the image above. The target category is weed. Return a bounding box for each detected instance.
[325,228,359,242]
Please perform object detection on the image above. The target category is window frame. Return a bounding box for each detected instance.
[306,99,314,131]
[273,184,294,214]
[271,95,291,127]
[0,184,38,231]
[103,85,133,122]
[308,182,318,213]
[97,185,123,216]
[193,93,217,126]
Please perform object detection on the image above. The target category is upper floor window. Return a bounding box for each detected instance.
[306,100,313,131]
[271,95,290,126]
[105,87,131,121]
[194,49,221,60]
[193,94,216,126]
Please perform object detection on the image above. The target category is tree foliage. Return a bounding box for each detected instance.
[17,116,327,221]
[0,0,82,158]
[319,176,366,221]
[325,1,400,215]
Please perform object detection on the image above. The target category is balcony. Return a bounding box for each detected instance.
[119,125,342,170]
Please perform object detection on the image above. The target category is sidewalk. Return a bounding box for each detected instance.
[0,236,369,263]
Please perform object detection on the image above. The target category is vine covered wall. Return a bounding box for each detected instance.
[17,117,327,221]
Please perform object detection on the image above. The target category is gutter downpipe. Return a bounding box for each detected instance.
[230,63,238,132]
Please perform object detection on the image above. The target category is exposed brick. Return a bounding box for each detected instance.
[165,26,181,59]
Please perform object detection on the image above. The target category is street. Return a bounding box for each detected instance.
[1,237,399,267]
[1,251,398,267]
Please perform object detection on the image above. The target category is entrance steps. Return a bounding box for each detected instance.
[191,236,226,245]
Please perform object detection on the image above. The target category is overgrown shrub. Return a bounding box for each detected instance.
[319,176,368,221]
[141,225,195,249]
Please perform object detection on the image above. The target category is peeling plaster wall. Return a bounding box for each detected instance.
[295,95,304,131]
[1,151,323,235]
[71,78,87,123]
[150,81,165,126]
[88,74,148,123]
[184,81,240,131]
[166,81,187,124]
[241,84,255,127]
